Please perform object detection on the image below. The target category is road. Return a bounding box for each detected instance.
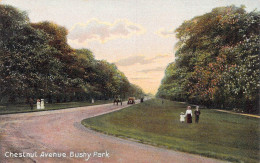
[0,101,225,163]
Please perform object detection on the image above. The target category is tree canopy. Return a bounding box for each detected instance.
[157,6,259,113]
[0,4,144,103]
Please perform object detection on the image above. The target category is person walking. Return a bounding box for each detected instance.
[29,98,34,110]
[194,106,201,123]
[185,106,192,123]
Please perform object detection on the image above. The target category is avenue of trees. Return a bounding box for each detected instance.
[0,5,144,103]
[157,6,259,113]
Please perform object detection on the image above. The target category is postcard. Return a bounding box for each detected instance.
[0,0,259,162]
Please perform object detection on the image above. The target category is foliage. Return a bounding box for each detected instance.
[157,6,260,113]
[0,5,67,101]
[0,4,144,103]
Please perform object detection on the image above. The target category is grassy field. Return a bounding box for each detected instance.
[0,100,112,115]
[82,98,260,162]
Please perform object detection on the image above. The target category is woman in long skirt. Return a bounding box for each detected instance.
[185,106,192,123]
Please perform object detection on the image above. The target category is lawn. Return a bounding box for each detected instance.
[82,98,260,163]
[0,100,112,115]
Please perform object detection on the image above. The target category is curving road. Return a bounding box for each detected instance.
[0,101,225,163]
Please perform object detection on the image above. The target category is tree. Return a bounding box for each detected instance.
[157,5,259,112]
[31,21,74,55]
[0,5,67,101]
[0,4,144,103]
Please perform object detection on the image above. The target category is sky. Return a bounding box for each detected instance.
[1,0,259,94]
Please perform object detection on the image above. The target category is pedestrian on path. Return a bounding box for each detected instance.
[29,98,34,110]
[37,99,41,109]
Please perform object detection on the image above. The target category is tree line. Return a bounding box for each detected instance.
[0,5,144,103]
[157,6,259,113]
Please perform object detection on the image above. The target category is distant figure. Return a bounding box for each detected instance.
[37,99,41,109]
[114,97,122,106]
[113,98,118,105]
[40,99,45,109]
[194,106,201,123]
[185,106,192,123]
[180,112,185,123]
[29,98,34,110]
[162,100,164,104]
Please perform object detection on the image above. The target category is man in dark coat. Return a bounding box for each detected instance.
[29,98,34,110]
[194,106,201,123]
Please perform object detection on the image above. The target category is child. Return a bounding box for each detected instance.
[180,112,185,123]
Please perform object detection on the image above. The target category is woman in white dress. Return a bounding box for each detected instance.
[185,106,192,123]
[37,99,41,109]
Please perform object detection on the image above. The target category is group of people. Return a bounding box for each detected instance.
[180,106,201,123]
[28,98,44,110]
[113,97,122,106]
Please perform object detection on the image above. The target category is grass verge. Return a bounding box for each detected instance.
[0,100,112,115]
[82,98,260,163]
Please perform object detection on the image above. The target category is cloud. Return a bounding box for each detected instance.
[115,55,150,66]
[156,28,175,38]
[130,77,153,80]
[68,19,145,44]
[138,67,166,73]
[114,54,171,67]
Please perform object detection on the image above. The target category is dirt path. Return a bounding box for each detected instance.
[215,109,260,118]
[0,101,225,163]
